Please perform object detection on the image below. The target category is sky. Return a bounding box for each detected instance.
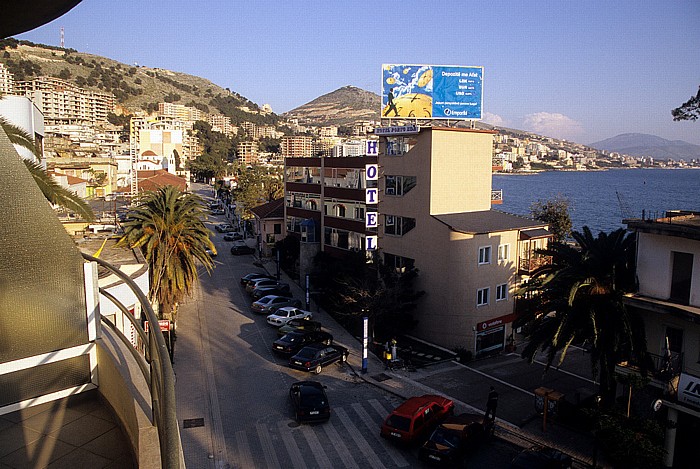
[15,0,700,145]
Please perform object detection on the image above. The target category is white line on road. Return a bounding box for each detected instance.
[234,430,255,469]
[301,424,332,468]
[277,421,307,469]
[322,420,360,469]
[335,407,386,469]
[256,423,281,469]
[351,402,409,467]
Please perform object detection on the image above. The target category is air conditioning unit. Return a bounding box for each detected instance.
[386,187,396,195]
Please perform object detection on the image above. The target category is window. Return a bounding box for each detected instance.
[496,283,508,301]
[273,223,282,235]
[384,215,415,236]
[385,175,416,196]
[498,244,510,263]
[477,288,490,306]
[479,246,492,265]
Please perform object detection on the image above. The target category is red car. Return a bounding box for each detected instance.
[380,394,454,445]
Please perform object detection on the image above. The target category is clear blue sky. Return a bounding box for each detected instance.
[16,0,700,145]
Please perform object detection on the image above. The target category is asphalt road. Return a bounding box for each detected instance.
[173,185,530,469]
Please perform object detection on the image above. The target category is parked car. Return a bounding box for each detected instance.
[215,223,235,233]
[205,248,217,257]
[380,394,455,445]
[272,330,333,356]
[223,232,243,241]
[277,319,322,337]
[251,285,291,300]
[246,278,287,293]
[289,381,330,423]
[267,306,313,327]
[418,413,493,466]
[230,244,255,255]
[252,295,301,314]
[510,446,572,469]
[240,272,274,287]
[289,343,349,374]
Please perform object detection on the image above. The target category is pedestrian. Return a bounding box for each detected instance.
[485,386,498,420]
[390,337,398,362]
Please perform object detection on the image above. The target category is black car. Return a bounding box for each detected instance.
[277,319,322,337]
[419,413,493,466]
[510,446,573,469]
[289,381,330,423]
[230,244,255,255]
[240,272,274,287]
[251,284,291,300]
[272,330,333,356]
[289,343,349,374]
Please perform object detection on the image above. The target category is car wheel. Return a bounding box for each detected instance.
[314,364,322,374]
[341,353,348,363]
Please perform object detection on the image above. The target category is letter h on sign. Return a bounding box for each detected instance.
[366,141,378,156]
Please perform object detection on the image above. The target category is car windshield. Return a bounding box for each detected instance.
[295,348,318,359]
[282,334,301,343]
[258,297,273,304]
[386,415,411,432]
[430,427,460,448]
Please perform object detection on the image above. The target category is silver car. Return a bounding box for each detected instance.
[251,295,301,314]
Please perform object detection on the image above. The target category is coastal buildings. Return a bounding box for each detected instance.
[284,125,552,355]
[620,210,700,467]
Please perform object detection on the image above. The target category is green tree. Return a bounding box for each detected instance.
[672,85,700,121]
[1,117,94,220]
[515,227,647,405]
[232,165,284,219]
[530,194,573,242]
[116,186,215,322]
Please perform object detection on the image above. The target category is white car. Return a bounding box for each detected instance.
[267,307,313,327]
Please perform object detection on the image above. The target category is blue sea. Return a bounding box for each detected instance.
[492,168,700,234]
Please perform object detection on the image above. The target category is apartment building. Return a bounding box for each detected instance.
[0,95,44,162]
[619,211,700,467]
[284,125,551,355]
[281,135,313,157]
[0,62,14,94]
[14,76,115,125]
[158,102,205,122]
[237,141,259,166]
[207,113,236,136]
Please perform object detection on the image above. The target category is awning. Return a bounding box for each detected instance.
[519,228,552,240]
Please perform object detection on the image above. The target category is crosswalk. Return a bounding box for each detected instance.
[226,398,413,469]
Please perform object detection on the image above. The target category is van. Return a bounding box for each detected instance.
[380,394,454,444]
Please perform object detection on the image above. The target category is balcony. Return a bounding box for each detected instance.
[491,189,503,205]
[519,254,552,274]
[616,351,683,389]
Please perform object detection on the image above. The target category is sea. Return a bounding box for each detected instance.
[492,168,700,234]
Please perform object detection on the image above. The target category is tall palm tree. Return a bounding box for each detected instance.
[515,227,648,404]
[1,116,94,220]
[116,185,215,322]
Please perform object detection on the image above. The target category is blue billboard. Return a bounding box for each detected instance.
[381,64,483,120]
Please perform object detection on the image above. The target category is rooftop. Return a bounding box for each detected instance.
[624,210,700,241]
[434,209,548,235]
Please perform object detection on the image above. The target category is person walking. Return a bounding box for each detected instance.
[485,386,499,420]
[384,88,400,117]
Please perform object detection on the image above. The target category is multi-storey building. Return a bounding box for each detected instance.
[14,76,114,126]
[207,114,236,136]
[0,95,44,162]
[237,141,259,166]
[618,211,700,467]
[284,125,551,355]
[0,62,14,95]
[281,135,313,158]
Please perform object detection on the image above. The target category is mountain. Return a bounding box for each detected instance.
[590,133,700,161]
[283,86,381,126]
[0,38,279,125]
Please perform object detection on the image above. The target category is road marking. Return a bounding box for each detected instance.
[335,407,386,469]
[351,402,409,467]
[301,424,332,468]
[234,430,255,469]
[368,399,390,420]
[322,420,360,469]
[256,423,280,469]
[277,421,307,469]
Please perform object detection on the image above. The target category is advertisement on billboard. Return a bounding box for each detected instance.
[382,64,483,120]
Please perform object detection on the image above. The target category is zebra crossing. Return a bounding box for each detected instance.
[226,397,413,469]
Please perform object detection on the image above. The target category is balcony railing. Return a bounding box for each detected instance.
[617,351,683,383]
[519,255,552,273]
[83,253,182,469]
[491,189,503,204]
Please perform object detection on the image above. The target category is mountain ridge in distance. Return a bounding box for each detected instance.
[590,133,700,160]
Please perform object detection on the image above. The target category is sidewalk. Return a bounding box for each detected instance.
[259,256,612,468]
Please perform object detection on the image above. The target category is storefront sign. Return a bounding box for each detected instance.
[366,211,378,228]
[144,320,171,333]
[366,235,378,251]
[374,125,420,135]
[679,373,700,409]
[478,312,518,331]
[365,164,378,180]
[366,140,379,156]
[366,188,378,204]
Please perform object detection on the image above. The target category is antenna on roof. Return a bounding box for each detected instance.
[60,27,64,48]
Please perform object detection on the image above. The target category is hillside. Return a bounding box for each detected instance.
[283,86,381,126]
[0,38,278,125]
[590,133,700,160]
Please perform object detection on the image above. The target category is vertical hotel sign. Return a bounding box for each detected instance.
[365,163,378,251]
[381,64,483,120]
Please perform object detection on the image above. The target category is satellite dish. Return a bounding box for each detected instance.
[652,399,663,412]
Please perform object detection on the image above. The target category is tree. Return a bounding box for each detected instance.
[515,227,647,405]
[530,194,572,242]
[116,186,215,322]
[1,116,94,220]
[232,165,284,219]
[672,85,700,121]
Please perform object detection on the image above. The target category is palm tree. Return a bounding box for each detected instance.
[515,227,648,404]
[1,116,94,220]
[116,185,215,322]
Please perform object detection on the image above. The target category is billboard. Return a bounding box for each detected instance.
[381,64,483,120]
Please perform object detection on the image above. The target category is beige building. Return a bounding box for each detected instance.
[237,141,259,166]
[0,62,14,95]
[620,211,700,467]
[281,135,313,157]
[158,102,205,122]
